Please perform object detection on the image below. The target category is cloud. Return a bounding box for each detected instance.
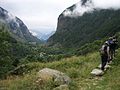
[30,31,38,36]
[64,0,94,17]
[64,0,120,17]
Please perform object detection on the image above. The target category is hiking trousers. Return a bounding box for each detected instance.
[101,54,108,71]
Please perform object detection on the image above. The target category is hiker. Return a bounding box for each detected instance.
[107,36,118,62]
[112,36,118,57]
[100,41,110,71]
[107,37,114,62]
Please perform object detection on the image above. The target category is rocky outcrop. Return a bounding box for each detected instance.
[36,68,71,88]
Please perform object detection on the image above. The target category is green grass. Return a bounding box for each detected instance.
[0,50,120,90]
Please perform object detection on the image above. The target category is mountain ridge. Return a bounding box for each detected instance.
[48,1,120,48]
[30,30,55,40]
[0,7,41,43]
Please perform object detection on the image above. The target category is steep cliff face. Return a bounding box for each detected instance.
[0,7,41,43]
[48,0,120,48]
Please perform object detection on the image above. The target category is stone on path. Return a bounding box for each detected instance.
[98,64,111,69]
[91,69,104,76]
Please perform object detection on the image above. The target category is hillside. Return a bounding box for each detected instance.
[0,7,41,43]
[48,0,120,48]
[0,23,35,78]
[0,49,120,90]
[0,22,72,79]
[0,1,120,90]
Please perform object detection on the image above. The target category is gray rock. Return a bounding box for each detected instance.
[37,68,71,86]
[91,69,104,76]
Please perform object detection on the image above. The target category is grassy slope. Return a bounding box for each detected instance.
[0,49,120,90]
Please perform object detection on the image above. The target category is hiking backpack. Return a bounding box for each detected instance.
[100,45,108,55]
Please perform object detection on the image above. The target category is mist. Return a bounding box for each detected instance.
[64,0,120,17]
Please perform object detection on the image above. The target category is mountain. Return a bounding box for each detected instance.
[48,0,120,48]
[40,31,55,40]
[30,30,55,41]
[0,7,41,43]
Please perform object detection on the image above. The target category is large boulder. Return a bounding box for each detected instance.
[36,68,71,86]
[91,69,104,76]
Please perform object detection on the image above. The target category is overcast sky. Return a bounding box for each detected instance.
[0,0,79,34]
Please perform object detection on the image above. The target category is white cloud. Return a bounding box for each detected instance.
[64,0,120,17]
[30,31,37,36]
[64,0,94,17]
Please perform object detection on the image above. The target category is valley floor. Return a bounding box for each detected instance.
[0,49,120,90]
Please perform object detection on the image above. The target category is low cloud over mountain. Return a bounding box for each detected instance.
[63,0,120,17]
